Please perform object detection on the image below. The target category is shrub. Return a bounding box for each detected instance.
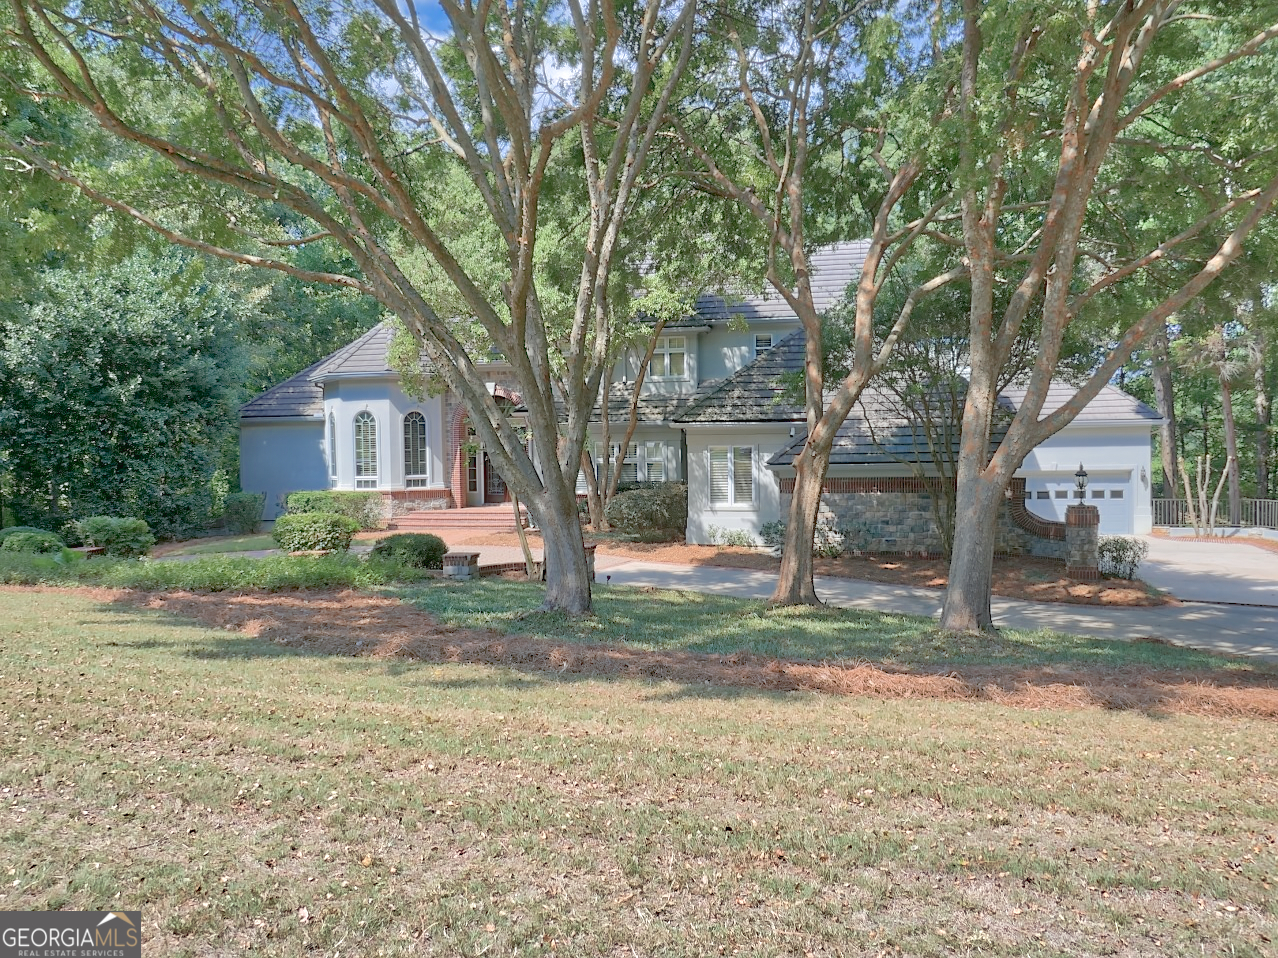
[222,492,266,535]
[0,525,56,543]
[757,519,846,557]
[706,525,758,548]
[0,552,429,590]
[370,533,447,569]
[272,512,360,552]
[1098,536,1150,580]
[0,530,64,554]
[604,482,687,540]
[285,491,384,530]
[75,516,156,558]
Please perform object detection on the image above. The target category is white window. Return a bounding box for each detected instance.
[651,336,686,379]
[754,334,773,355]
[403,412,429,487]
[354,411,378,488]
[644,442,666,482]
[709,446,752,505]
[327,413,337,481]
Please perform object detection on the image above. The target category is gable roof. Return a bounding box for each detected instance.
[999,383,1160,423]
[673,331,807,423]
[239,356,327,420]
[688,240,869,324]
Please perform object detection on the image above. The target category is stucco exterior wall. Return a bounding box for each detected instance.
[325,379,447,494]
[695,322,795,383]
[1019,425,1154,534]
[239,419,328,519]
[685,425,792,544]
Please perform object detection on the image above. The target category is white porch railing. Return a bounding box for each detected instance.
[1152,497,1278,529]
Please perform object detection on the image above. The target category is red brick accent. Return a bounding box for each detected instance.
[1007,477,1067,541]
[448,388,522,509]
[1067,565,1101,580]
[1065,503,1100,527]
[778,476,935,494]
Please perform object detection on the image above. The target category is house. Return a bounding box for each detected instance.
[239,241,1160,542]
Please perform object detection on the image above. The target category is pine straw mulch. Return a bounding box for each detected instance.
[85,586,1278,721]
[459,533,1173,608]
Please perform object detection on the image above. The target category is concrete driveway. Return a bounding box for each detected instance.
[1139,535,1278,607]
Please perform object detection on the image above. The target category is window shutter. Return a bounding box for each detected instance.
[733,447,752,503]
[709,449,729,503]
[754,334,773,353]
[645,442,665,482]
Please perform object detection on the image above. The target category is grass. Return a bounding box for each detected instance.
[0,551,430,591]
[0,586,1275,956]
[157,533,279,556]
[397,578,1258,672]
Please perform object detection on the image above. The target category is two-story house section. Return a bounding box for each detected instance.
[241,239,1159,543]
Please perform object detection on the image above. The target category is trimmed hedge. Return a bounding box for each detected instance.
[604,482,687,541]
[0,552,429,591]
[75,516,155,558]
[222,492,265,535]
[285,491,383,530]
[0,530,64,554]
[370,533,447,569]
[272,513,360,552]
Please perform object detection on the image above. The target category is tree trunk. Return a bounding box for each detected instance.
[1221,381,1242,525]
[535,481,593,614]
[1256,329,1271,498]
[769,443,830,606]
[579,450,606,529]
[940,477,1003,632]
[1149,328,1179,496]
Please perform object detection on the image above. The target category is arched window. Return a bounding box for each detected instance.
[327,413,337,482]
[353,411,378,488]
[403,412,429,487]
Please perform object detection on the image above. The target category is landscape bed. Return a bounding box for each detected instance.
[0,584,1274,956]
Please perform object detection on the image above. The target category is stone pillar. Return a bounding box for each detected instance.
[442,551,480,579]
[583,543,597,580]
[1065,504,1100,580]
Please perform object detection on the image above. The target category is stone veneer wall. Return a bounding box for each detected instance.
[380,489,453,517]
[779,476,1068,559]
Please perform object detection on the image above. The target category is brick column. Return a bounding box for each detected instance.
[1065,503,1100,580]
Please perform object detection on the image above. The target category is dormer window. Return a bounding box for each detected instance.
[651,336,686,379]
[754,334,773,354]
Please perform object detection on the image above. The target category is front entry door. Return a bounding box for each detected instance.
[483,453,508,503]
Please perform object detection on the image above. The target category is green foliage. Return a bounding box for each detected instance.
[0,530,63,554]
[0,551,428,590]
[0,251,246,539]
[75,516,156,558]
[285,491,384,531]
[1098,537,1150,581]
[369,533,447,569]
[758,518,853,557]
[0,525,54,543]
[603,483,687,540]
[221,493,265,535]
[272,513,360,553]
[705,525,757,548]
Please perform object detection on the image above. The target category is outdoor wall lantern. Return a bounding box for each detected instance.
[1075,463,1089,499]
[1140,466,1148,487]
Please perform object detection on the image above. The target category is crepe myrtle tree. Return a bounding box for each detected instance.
[2,0,698,613]
[669,0,968,605]
[939,0,1278,632]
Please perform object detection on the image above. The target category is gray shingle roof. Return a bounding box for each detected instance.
[673,331,807,423]
[309,323,396,379]
[689,240,869,323]
[767,389,1011,467]
[239,357,327,420]
[999,383,1160,423]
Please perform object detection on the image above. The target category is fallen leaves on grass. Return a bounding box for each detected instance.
[99,587,1278,721]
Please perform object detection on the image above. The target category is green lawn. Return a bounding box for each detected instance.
[1,585,1275,956]
[397,578,1259,672]
[157,533,278,555]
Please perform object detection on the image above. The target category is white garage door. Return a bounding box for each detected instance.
[1023,473,1134,535]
